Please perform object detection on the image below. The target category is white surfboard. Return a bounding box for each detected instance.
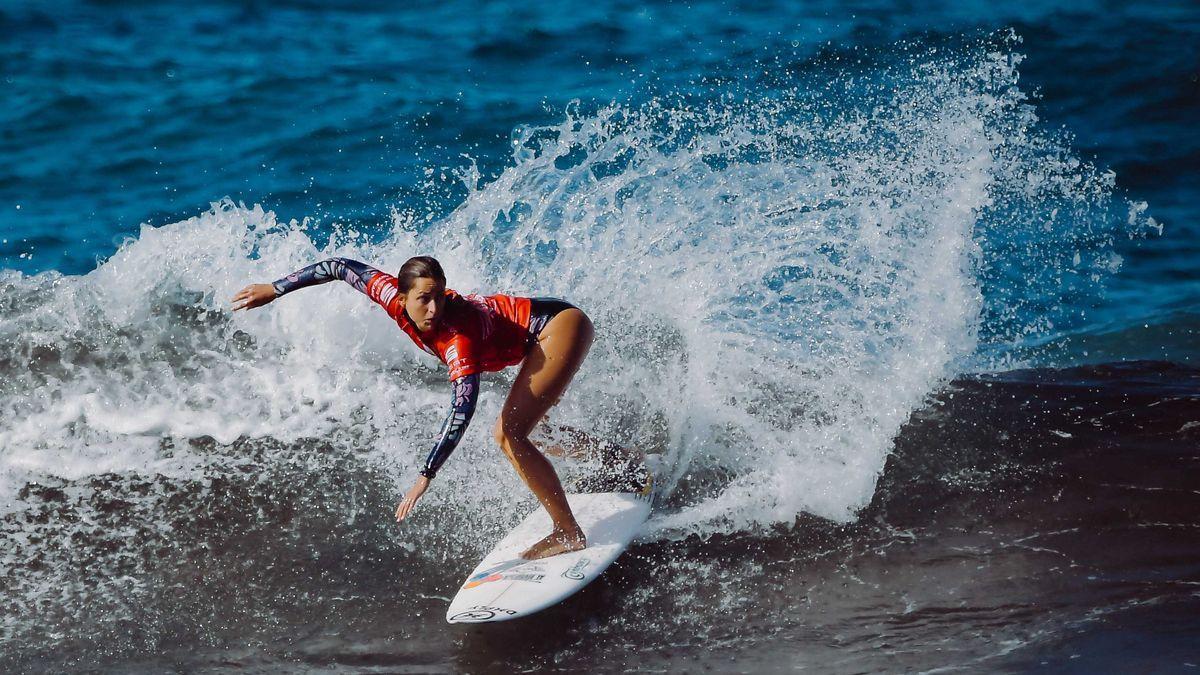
[446,490,652,624]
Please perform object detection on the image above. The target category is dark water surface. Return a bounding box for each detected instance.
[4,364,1198,672]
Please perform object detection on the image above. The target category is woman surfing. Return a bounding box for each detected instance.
[232,256,640,560]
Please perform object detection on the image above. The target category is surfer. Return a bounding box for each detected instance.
[232,256,621,560]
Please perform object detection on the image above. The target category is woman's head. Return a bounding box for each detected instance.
[398,256,446,333]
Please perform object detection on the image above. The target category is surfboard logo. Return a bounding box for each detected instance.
[463,559,529,589]
[561,557,591,580]
[502,573,545,583]
[449,605,517,622]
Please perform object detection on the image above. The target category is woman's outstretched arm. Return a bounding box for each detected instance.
[395,373,480,521]
[271,257,383,297]
[232,257,388,311]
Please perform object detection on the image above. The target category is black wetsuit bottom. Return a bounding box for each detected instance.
[526,297,578,345]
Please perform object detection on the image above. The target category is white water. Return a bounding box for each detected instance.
[0,44,1137,550]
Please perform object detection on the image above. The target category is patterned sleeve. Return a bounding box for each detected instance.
[271,258,398,310]
[420,373,480,479]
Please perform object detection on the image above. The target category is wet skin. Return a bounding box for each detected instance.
[234,276,591,560]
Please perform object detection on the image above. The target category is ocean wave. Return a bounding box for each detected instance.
[0,37,1170,657]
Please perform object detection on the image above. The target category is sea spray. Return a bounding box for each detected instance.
[420,40,1143,537]
[0,37,1151,650]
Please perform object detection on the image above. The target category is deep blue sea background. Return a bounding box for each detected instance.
[4,0,1197,365]
[1,1,1198,672]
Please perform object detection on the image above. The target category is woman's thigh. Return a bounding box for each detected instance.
[496,308,594,440]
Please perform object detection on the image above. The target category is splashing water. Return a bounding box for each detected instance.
[413,40,1145,537]
[0,39,1152,645]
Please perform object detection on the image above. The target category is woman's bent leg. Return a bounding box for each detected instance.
[494,308,594,560]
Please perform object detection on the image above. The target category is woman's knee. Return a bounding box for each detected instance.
[493,416,533,454]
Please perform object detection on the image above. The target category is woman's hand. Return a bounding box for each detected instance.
[232,283,277,311]
[395,475,431,521]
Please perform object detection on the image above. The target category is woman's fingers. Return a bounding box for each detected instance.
[231,284,272,312]
[231,286,250,310]
[395,495,421,521]
[395,479,428,522]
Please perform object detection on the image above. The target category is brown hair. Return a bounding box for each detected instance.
[397,256,446,292]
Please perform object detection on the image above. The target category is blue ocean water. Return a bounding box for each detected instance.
[1,1,1198,671]
[3,0,1196,365]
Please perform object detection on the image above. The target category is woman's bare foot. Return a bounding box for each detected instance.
[520,526,586,560]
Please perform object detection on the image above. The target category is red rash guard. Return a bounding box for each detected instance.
[269,257,544,480]
[361,272,533,380]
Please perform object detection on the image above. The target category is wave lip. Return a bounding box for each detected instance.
[435,39,1135,536]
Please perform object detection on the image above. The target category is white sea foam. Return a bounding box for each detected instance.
[0,43,1134,546]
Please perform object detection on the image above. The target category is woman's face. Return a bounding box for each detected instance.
[404,277,445,333]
